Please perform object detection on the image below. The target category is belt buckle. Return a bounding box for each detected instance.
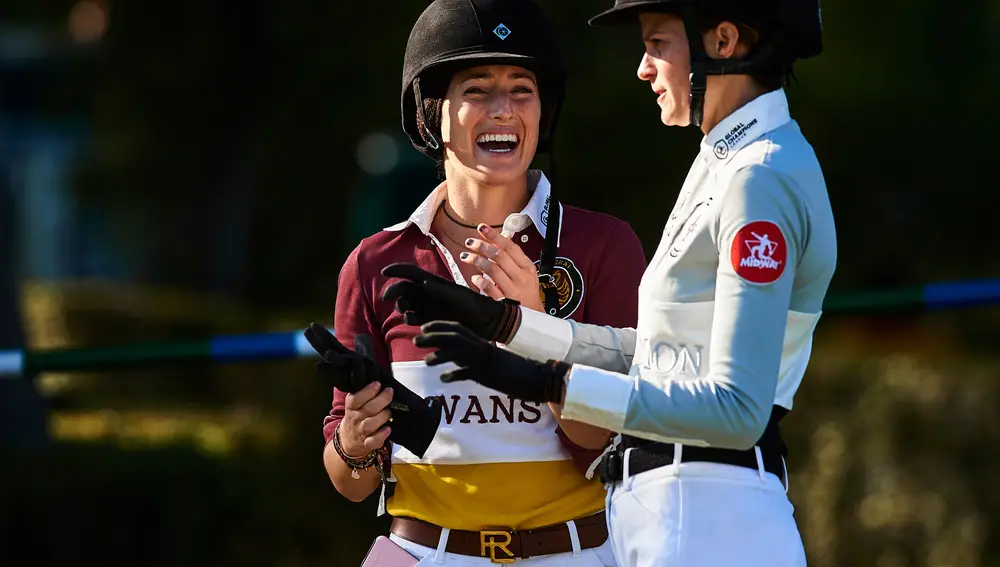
[480,529,516,563]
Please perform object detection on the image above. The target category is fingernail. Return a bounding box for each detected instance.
[478,224,490,234]
[465,238,475,246]
[386,388,393,396]
[460,252,469,260]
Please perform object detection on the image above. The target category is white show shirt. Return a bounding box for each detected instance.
[503,89,837,450]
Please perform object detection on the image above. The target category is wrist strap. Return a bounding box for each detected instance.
[493,299,522,344]
[544,360,571,404]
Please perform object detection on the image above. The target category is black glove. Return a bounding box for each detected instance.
[304,323,442,458]
[413,320,570,404]
[381,263,521,343]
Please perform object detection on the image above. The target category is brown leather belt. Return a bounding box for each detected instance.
[390,512,607,563]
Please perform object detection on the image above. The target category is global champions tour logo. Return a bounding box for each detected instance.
[730,220,787,284]
[712,117,759,159]
[713,139,729,159]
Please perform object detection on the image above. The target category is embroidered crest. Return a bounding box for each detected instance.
[533,256,585,319]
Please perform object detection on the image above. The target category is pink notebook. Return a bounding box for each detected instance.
[361,536,420,567]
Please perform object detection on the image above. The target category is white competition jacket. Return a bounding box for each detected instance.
[507,89,837,449]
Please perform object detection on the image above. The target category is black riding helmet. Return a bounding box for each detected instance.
[401,0,566,158]
[588,0,823,127]
[400,0,568,316]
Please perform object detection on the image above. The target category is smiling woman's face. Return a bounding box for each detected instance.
[440,64,542,185]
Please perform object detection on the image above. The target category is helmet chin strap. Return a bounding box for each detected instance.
[413,77,441,151]
[678,6,781,130]
[688,71,707,128]
[681,6,707,129]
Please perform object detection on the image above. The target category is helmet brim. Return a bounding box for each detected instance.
[416,51,563,86]
[588,1,680,27]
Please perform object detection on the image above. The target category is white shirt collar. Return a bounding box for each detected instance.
[700,88,792,164]
[384,169,563,245]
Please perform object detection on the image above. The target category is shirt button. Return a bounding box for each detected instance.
[521,234,529,243]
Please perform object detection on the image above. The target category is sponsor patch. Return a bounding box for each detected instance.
[730,220,786,284]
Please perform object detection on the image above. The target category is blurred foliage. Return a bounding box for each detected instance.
[788,313,1000,567]
[2,0,1000,566]
[0,442,390,566]
[5,314,1000,567]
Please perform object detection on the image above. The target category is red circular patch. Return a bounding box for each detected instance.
[730,220,787,284]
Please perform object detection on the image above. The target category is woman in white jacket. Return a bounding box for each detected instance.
[381,0,836,566]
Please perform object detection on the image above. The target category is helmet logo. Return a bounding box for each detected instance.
[493,23,511,40]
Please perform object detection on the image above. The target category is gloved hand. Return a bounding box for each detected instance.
[304,323,442,458]
[381,263,521,343]
[413,320,570,404]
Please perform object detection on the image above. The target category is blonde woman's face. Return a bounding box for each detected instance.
[440,64,542,185]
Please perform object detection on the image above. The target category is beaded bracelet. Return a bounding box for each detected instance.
[333,423,377,479]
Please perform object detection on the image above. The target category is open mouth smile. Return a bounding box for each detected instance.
[476,133,519,154]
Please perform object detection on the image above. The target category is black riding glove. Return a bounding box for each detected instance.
[304,323,442,458]
[412,321,570,405]
[381,263,522,343]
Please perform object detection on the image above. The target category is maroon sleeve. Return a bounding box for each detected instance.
[582,220,646,329]
[556,219,646,473]
[321,242,391,446]
[556,426,614,476]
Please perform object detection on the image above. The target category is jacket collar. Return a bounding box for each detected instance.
[700,88,792,165]
[384,169,563,245]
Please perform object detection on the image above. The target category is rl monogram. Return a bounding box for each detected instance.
[480,530,516,563]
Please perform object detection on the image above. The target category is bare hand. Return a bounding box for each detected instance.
[339,381,393,456]
[460,224,544,312]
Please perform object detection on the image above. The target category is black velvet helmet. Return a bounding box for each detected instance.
[400,0,566,159]
[588,0,824,127]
